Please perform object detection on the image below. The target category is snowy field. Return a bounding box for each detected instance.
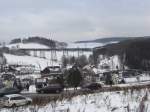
[67,42,104,48]
[1,89,150,112]
[7,43,49,49]
[67,41,118,48]
[7,41,118,49]
[3,53,59,70]
[4,42,121,70]
[4,50,92,71]
[29,50,92,62]
[7,42,102,49]
[4,51,92,70]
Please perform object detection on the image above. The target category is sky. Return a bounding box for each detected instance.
[0,0,150,42]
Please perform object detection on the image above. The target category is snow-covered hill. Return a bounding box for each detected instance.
[4,53,60,70]
[7,41,118,50]
[67,41,118,48]
[7,43,49,49]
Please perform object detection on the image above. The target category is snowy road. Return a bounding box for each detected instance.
[20,80,150,100]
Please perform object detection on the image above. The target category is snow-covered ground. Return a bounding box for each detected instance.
[1,89,150,112]
[33,50,92,61]
[4,50,92,70]
[124,75,150,83]
[7,41,118,50]
[67,42,104,48]
[97,55,122,73]
[5,41,119,70]
[7,43,49,49]
[67,41,118,48]
[4,53,60,70]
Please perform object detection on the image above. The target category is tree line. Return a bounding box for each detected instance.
[61,54,94,68]
[10,36,67,48]
[95,38,150,71]
[10,37,56,48]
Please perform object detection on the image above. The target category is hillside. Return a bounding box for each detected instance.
[7,43,50,49]
[75,37,133,44]
[94,37,150,70]
[9,36,67,48]
[3,53,60,70]
[69,37,126,48]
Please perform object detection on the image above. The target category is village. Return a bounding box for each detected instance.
[1,0,150,111]
[0,40,150,110]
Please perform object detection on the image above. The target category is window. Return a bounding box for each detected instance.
[2,97,9,101]
[10,96,26,100]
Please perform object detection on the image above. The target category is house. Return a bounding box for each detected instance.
[82,65,99,83]
[15,65,35,75]
[41,66,63,79]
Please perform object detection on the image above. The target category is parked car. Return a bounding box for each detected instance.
[0,87,21,97]
[121,69,142,78]
[82,83,102,91]
[0,94,32,107]
[36,84,64,93]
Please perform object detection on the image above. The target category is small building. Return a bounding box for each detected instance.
[82,65,99,83]
[41,66,63,79]
[15,65,35,75]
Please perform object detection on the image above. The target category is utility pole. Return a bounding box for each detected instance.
[122,52,126,72]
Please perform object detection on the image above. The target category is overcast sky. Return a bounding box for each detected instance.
[0,0,150,42]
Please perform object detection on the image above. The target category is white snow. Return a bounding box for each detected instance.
[3,53,60,70]
[7,43,49,49]
[98,55,121,73]
[67,41,118,48]
[21,85,36,93]
[67,42,103,48]
[124,75,150,83]
[1,89,150,112]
